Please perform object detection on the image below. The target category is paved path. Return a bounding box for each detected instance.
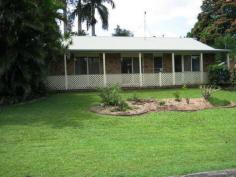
[172,169,236,177]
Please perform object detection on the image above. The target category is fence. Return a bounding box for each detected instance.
[47,72,208,90]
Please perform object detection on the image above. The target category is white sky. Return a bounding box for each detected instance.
[71,0,203,37]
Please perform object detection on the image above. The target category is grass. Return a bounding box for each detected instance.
[208,97,231,106]
[0,88,236,177]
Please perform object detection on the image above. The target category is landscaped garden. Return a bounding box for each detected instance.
[1,88,236,177]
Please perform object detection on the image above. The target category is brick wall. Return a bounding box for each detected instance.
[143,54,154,73]
[163,53,172,73]
[105,53,121,74]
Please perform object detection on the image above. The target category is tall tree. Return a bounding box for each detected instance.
[0,0,64,104]
[82,0,115,36]
[112,25,134,37]
[188,0,236,45]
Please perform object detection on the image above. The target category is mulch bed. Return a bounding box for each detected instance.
[90,98,236,116]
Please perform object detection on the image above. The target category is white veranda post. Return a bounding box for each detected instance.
[64,53,68,90]
[181,55,185,83]
[139,53,142,87]
[103,53,107,87]
[227,53,230,70]
[172,53,175,85]
[200,53,204,83]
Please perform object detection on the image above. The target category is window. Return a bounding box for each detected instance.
[75,57,101,75]
[184,55,191,71]
[75,57,87,74]
[184,55,200,72]
[174,55,182,72]
[191,56,200,71]
[121,57,139,74]
[153,56,163,73]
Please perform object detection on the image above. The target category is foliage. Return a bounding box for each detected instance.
[0,0,64,105]
[188,0,236,46]
[99,85,122,106]
[159,101,166,106]
[208,97,231,106]
[116,100,129,111]
[112,25,134,37]
[214,34,236,62]
[208,64,231,85]
[70,0,115,36]
[173,91,181,102]
[200,85,220,100]
[185,98,190,104]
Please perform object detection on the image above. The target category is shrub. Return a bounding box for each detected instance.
[186,98,190,104]
[200,85,220,100]
[159,101,166,106]
[117,100,129,111]
[173,91,181,102]
[99,85,122,106]
[208,64,231,86]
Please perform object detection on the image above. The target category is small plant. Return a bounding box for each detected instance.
[99,85,122,106]
[116,100,129,111]
[199,85,220,100]
[186,98,190,104]
[159,101,166,106]
[173,91,181,102]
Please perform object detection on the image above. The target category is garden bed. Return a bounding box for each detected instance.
[91,98,236,116]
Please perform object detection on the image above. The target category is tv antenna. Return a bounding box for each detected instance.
[144,11,146,39]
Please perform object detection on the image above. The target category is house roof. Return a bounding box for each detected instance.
[69,36,228,53]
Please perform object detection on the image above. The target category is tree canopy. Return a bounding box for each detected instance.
[112,25,134,37]
[0,0,64,104]
[188,0,236,45]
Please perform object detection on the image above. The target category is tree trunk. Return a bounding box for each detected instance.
[63,0,68,33]
[92,24,96,36]
[78,18,82,33]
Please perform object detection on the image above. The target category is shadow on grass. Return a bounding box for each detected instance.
[0,93,103,129]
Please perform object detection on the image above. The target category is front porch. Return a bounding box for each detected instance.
[47,52,229,90]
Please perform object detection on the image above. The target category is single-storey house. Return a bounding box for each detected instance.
[47,36,231,90]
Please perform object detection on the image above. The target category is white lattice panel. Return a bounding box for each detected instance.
[47,72,209,90]
[47,76,65,90]
[175,72,184,85]
[68,75,104,89]
[143,74,160,87]
[183,72,201,85]
[107,74,140,87]
[162,73,173,86]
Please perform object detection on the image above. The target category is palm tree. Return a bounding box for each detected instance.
[70,0,84,33]
[71,0,115,36]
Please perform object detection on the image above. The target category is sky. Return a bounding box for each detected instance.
[72,0,203,37]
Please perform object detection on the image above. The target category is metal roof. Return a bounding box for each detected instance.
[69,36,228,52]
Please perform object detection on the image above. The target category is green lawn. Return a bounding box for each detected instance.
[1,89,236,177]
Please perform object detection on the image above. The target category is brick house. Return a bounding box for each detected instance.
[47,36,230,90]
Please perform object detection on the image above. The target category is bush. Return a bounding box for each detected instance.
[173,91,181,102]
[116,100,129,111]
[208,64,231,86]
[200,85,220,100]
[159,101,166,106]
[99,85,122,106]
